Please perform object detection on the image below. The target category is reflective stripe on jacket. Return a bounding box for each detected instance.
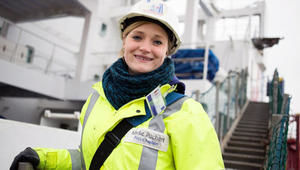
[35,82,224,170]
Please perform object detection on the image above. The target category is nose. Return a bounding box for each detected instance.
[139,40,151,53]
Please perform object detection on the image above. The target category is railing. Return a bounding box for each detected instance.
[287,114,300,170]
[266,69,291,170]
[192,68,248,141]
[0,17,78,78]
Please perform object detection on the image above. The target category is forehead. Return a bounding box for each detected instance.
[131,23,168,39]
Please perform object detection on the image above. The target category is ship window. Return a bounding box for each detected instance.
[99,23,107,37]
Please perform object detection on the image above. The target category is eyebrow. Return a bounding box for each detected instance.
[131,30,166,39]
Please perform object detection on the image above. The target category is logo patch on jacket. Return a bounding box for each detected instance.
[124,128,169,152]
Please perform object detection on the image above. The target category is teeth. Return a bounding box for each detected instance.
[136,55,151,61]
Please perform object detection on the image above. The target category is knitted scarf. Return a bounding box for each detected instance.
[102,58,174,110]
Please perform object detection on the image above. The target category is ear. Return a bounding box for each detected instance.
[122,36,126,47]
[166,48,170,56]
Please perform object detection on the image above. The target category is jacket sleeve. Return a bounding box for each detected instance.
[35,148,81,170]
[168,99,224,170]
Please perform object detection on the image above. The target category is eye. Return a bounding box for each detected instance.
[153,40,162,45]
[132,35,142,41]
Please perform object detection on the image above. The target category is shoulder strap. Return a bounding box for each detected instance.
[89,119,133,170]
[89,92,186,170]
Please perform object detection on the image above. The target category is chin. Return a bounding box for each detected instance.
[136,70,150,74]
[131,68,153,74]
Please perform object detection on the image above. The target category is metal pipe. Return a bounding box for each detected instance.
[226,76,231,131]
[44,45,56,74]
[235,74,240,117]
[76,12,91,81]
[219,113,224,141]
[195,90,200,101]
[215,81,220,140]
[203,42,209,80]
[44,110,80,120]
[272,70,279,114]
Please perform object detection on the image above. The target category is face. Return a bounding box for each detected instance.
[123,23,169,75]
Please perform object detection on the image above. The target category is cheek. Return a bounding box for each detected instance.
[154,50,166,67]
[156,48,168,61]
[123,50,132,64]
[160,44,168,57]
[123,47,131,59]
[123,39,137,55]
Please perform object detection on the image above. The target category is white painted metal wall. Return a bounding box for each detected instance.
[0,119,81,169]
[0,59,94,100]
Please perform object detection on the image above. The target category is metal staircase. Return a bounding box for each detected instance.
[223,102,270,170]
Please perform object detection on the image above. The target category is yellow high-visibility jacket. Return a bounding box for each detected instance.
[35,82,224,170]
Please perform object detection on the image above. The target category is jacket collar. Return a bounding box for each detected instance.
[92,82,174,102]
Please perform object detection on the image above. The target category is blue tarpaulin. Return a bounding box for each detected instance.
[171,49,219,81]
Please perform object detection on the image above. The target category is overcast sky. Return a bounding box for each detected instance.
[264,0,300,114]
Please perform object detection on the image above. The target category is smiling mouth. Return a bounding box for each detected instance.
[135,55,153,61]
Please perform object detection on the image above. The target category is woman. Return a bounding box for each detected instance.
[10,0,224,169]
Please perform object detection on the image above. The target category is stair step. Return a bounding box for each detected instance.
[239,120,268,126]
[237,124,268,130]
[235,127,267,134]
[239,119,268,123]
[225,146,265,156]
[231,136,265,143]
[224,160,263,170]
[232,134,265,141]
[223,152,265,164]
[241,117,268,121]
[239,122,268,127]
[233,131,267,138]
[228,141,265,149]
[242,114,268,118]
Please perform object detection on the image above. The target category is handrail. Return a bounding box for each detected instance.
[221,100,249,151]
[265,69,291,169]
[0,17,78,78]
[193,68,248,142]
[0,16,76,54]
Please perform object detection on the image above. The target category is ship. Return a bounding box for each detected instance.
[0,0,297,169]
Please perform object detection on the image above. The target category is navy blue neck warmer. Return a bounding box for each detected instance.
[102,58,174,110]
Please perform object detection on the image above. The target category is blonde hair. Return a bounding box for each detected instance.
[119,21,173,57]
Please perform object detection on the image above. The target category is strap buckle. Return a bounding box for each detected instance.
[105,131,120,147]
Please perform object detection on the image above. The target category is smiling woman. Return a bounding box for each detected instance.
[10,0,224,170]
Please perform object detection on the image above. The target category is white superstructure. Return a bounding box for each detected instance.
[1,0,295,169]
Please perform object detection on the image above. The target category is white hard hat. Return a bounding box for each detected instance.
[119,0,181,55]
